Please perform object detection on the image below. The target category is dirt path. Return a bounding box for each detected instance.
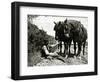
[35,45,88,66]
[36,55,87,66]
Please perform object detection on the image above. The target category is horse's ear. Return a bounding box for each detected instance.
[54,22,56,25]
[59,21,61,24]
[64,19,67,23]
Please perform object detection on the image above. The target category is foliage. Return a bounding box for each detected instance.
[28,21,56,66]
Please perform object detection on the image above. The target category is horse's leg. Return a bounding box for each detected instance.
[83,41,86,55]
[64,42,66,56]
[59,41,62,55]
[61,41,62,54]
[64,42,67,57]
[77,43,82,57]
[74,41,76,56]
[68,41,71,55]
[65,42,69,58]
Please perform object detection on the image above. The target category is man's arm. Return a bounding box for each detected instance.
[42,46,58,56]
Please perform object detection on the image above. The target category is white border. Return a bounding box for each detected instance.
[20,6,95,76]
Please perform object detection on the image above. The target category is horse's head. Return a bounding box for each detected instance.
[54,21,62,40]
[63,19,72,38]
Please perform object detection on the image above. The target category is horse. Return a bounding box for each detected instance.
[54,21,64,56]
[63,19,87,57]
[54,21,72,57]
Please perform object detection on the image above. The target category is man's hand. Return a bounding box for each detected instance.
[54,52,59,56]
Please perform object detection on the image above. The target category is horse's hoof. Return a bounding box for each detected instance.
[77,56,81,60]
[74,56,77,59]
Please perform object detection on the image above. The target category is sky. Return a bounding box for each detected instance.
[30,15,88,37]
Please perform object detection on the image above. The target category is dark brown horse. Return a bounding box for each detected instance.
[54,21,64,56]
[54,21,72,57]
[63,19,87,57]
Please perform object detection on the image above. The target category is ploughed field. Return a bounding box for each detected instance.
[28,44,88,66]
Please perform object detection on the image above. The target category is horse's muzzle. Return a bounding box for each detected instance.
[65,34,70,38]
[55,36,59,40]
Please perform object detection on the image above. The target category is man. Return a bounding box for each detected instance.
[41,39,66,62]
[42,40,58,57]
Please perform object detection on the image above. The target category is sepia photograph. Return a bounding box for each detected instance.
[28,15,88,67]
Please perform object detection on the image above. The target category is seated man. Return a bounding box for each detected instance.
[41,40,59,57]
[41,40,65,62]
